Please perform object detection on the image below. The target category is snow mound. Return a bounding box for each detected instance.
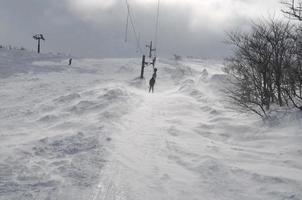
[199,68,209,81]
[54,93,81,104]
[38,114,59,123]
[178,78,195,93]
[0,132,106,200]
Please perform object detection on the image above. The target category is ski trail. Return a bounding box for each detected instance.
[90,88,206,200]
[90,76,302,200]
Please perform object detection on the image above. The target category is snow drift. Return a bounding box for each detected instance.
[0,49,301,200]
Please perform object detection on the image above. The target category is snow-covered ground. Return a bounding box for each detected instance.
[0,48,302,200]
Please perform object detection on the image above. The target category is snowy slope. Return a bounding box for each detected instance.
[0,49,302,200]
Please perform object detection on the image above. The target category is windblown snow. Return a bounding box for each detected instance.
[0,48,301,200]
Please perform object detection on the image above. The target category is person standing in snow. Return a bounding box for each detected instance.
[69,58,72,66]
[149,68,157,93]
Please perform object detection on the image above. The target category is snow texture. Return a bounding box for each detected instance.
[0,49,301,200]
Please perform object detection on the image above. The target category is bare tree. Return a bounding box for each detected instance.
[266,20,296,106]
[281,0,302,21]
[281,28,302,110]
[281,1,302,110]
[225,22,272,117]
[225,19,297,118]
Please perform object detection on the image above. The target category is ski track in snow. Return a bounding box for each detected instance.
[0,49,302,200]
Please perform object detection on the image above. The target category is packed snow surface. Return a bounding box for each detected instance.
[0,49,302,200]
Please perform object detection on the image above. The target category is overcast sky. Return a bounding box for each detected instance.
[0,0,284,58]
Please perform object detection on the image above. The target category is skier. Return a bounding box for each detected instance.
[69,58,72,66]
[149,68,157,93]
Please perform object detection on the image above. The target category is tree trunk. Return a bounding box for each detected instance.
[277,81,283,106]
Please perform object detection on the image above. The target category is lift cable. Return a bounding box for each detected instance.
[125,0,143,54]
[125,10,129,42]
[154,0,161,57]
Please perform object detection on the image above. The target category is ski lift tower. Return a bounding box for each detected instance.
[140,41,157,79]
[33,34,45,54]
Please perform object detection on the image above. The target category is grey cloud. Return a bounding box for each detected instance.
[0,0,284,58]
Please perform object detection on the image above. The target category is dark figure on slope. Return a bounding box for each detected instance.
[69,58,72,66]
[149,68,157,93]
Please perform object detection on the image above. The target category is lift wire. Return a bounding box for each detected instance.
[125,10,129,42]
[125,0,143,54]
[154,0,161,57]
[124,0,161,56]
[137,33,141,51]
